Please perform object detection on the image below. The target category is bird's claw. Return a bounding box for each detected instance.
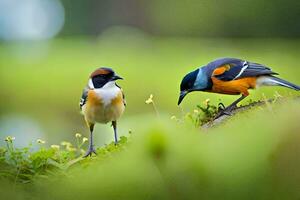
[222,110,232,116]
[214,105,236,119]
[83,147,97,158]
[218,102,226,111]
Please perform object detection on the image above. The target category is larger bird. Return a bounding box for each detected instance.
[178,58,300,116]
[80,67,126,157]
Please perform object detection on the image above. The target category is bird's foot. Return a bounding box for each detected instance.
[83,147,97,158]
[218,103,226,111]
[214,104,237,119]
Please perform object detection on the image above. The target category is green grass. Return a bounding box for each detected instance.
[1,100,300,199]
[0,134,129,184]
[0,99,215,185]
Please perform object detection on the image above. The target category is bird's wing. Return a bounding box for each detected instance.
[209,58,278,81]
[116,84,126,106]
[122,91,127,106]
[79,87,89,110]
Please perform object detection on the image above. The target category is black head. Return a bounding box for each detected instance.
[90,67,123,88]
[178,69,199,105]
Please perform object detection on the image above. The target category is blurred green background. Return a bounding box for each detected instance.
[1,37,300,146]
[0,0,299,147]
[1,0,300,199]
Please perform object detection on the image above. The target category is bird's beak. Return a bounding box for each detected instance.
[111,75,123,81]
[178,91,188,105]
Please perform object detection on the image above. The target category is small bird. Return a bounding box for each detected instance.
[80,67,126,157]
[178,58,300,117]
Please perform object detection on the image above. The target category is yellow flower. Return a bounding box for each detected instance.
[61,141,72,146]
[82,137,88,143]
[37,139,46,144]
[5,136,15,142]
[170,115,177,120]
[204,98,210,106]
[145,94,154,104]
[50,145,60,150]
[75,133,82,138]
[193,109,199,114]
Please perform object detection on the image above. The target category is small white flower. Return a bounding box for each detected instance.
[50,145,60,150]
[37,139,46,144]
[82,137,88,143]
[5,136,15,142]
[75,133,82,138]
[61,141,71,146]
[170,115,177,120]
[66,146,77,152]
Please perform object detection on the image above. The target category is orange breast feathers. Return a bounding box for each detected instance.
[84,89,125,124]
[111,92,124,106]
[211,77,257,96]
[87,90,102,106]
[86,89,124,107]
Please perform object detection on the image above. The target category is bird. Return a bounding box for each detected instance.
[80,67,126,157]
[178,58,300,117]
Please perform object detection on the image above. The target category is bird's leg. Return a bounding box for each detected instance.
[83,124,97,157]
[215,95,247,119]
[112,121,118,145]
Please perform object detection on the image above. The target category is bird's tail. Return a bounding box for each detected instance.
[257,76,300,91]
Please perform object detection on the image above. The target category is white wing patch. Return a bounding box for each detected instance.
[233,61,248,80]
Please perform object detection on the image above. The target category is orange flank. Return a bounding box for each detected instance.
[212,65,231,76]
[210,77,257,96]
[87,90,102,106]
[111,91,124,106]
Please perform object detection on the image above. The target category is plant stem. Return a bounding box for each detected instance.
[151,102,160,118]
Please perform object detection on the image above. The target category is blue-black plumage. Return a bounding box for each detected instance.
[178,58,300,108]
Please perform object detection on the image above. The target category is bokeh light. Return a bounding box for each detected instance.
[0,0,64,41]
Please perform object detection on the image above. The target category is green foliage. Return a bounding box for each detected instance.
[0,135,129,184]
[171,99,218,127]
[30,102,300,200]
[190,99,218,126]
[1,101,300,200]
[177,94,288,128]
